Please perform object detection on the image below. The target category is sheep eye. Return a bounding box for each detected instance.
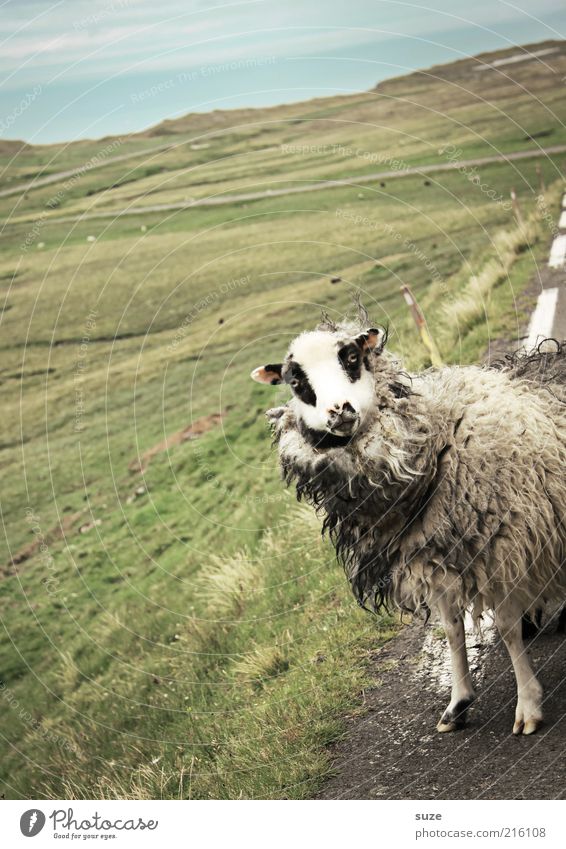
[289,378,300,389]
[347,352,359,365]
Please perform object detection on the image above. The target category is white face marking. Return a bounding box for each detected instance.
[288,331,375,433]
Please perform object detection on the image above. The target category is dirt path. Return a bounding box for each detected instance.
[318,196,566,801]
[318,613,566,800]
[0,141,175,199]
[7,143,566,225]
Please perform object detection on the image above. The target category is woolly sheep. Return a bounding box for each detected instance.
[251,309,566,735]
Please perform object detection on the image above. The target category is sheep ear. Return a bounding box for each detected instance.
[358,327,386,351]
[250,364,284,385]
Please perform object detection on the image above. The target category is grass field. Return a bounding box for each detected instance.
[1,40,565,799]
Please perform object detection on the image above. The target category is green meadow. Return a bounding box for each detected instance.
[0,40,565,799]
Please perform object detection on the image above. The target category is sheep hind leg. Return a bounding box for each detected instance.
[435,594,476,733]
[495,598,543,736]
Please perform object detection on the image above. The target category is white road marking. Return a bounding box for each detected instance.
[474,47,558,71]
[525,287,560,349]
[549,235,566,268]
[559,210,566,229]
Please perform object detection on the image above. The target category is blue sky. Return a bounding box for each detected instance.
[1,0,565,144]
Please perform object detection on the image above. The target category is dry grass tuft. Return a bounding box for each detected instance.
[429,181,563,358]
[195,549,262,614]
[233,645,290,686]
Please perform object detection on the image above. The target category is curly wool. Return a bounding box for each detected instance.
[269,332,566,618]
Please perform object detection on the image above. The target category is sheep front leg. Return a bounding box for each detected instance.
[435,593,476,732]
[495,599,543,735]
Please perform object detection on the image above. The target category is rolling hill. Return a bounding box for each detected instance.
[0,39,565,799]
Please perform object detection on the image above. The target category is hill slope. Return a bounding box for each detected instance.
[0,40,564,799]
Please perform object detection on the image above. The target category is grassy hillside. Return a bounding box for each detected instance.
[0,40,565,799]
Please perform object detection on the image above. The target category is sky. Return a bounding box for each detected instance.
[1,0,565,144]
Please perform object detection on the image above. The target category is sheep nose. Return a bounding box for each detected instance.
[326,401,356,422]
[327,401,355,416]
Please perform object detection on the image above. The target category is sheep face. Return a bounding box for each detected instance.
[251,327,383,438]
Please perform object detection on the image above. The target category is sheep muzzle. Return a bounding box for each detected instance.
[326,401,359,435]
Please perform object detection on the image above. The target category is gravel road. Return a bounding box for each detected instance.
[318,214,566,800]
[318,611,566,800]
[5,143,566,224]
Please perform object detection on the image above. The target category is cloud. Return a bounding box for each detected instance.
[1,0,565,127]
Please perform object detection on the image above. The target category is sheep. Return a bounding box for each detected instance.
[250,308,566,735]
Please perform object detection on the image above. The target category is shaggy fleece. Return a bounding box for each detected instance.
[268,329,566,619]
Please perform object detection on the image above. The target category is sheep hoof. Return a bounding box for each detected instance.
[436,719,458,733]
[513,717,542,735]
[524,718,542,735]
[436,697,473,733]
[436,715,468,733]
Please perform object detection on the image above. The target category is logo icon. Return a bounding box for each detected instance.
[20,810,46,837]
